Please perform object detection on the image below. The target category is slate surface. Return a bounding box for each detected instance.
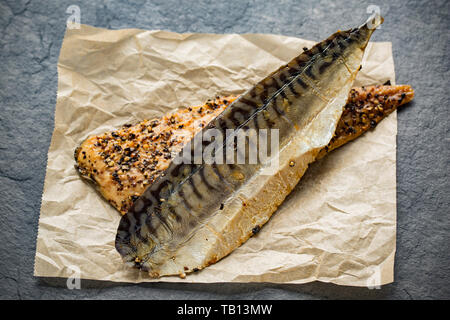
[0,0,448,300]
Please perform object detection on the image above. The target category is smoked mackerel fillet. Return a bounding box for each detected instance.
[115,16,383,277]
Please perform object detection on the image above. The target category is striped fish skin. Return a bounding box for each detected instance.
[115,16,383,277]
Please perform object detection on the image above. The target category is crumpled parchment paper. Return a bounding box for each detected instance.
[34,24,397,286]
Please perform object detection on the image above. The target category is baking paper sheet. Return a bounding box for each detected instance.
[34,24,397,286]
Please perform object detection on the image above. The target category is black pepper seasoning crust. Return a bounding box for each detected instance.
[316,84,414,159]
[75,95,237,214]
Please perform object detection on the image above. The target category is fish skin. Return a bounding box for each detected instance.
[115,16,383,277]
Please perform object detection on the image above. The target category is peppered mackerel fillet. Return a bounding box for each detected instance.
[112,16,383,277]
[75,85,413,215]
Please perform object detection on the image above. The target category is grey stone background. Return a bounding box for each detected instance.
[0,0,448,299]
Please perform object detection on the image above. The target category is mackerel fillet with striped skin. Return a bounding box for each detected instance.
[115,16,383,277]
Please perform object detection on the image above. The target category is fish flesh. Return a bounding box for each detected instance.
[114,16,383,277]
[75,85,413,215]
